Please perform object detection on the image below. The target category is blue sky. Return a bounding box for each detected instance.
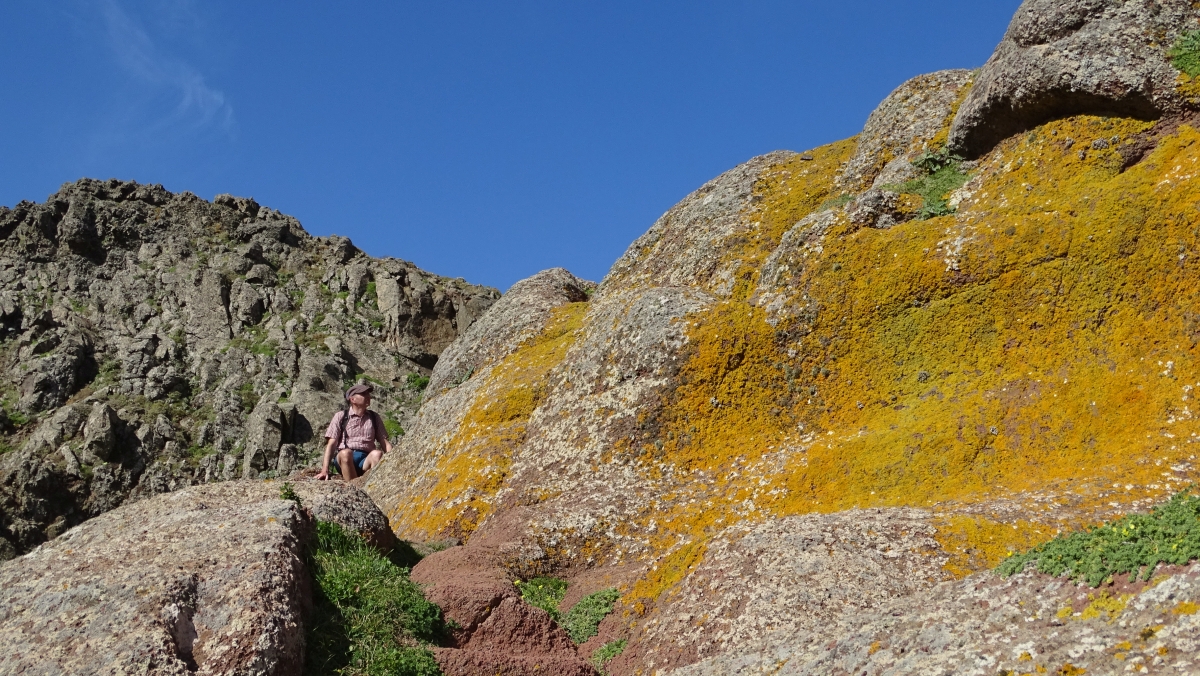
[1,1,1021,290]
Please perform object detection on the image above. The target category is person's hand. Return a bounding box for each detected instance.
[315,469,329,481]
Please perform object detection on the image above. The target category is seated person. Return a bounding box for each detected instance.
[315,383,392,480]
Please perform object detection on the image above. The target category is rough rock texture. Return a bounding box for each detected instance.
[671,561,1200,675]
[364,4,1200,670]
[948,0,1200,158]
[0,179,498,557]
[837,69,973,192]
[610,509,954,674]
[412,539,598,675]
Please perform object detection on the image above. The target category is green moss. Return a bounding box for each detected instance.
[306,521,444,676]
[819,193,855,211]
[562,588,620,644]
[997,490,1200,586]
[515,577,568,622]
[1169,29,1200,77]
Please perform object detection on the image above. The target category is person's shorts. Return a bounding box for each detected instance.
[334,449,370,474]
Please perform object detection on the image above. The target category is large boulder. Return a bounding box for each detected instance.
[948,0,1200,158]
[0,480,396,675]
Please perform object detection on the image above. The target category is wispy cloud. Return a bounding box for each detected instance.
[93,0,233,143]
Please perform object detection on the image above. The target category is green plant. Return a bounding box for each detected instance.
[819,193,855,211]
[236,382,260,412]
[562,588,620,644]
[591,639,627,674]
[997,489,1200,586]
[305,521,445,676]
[1170,29,1200,77]
[882,149,970,220]
[187,445,216,464]
[280,482,301,505]
[384,412,405,438]
[406,373,430,392]
[515,577,569,622]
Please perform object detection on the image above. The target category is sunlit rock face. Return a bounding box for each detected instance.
[0,179,498,558]
[949,0,1200,158]
[365,1,1200,671]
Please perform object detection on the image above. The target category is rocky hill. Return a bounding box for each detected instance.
[0,180,498,559]
[362,1,1200,673]
[6,0,1200,674]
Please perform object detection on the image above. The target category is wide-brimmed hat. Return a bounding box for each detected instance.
[345,383,374,400]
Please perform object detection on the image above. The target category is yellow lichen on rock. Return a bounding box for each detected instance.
[403,302,589,538]
[629,115,1200,595]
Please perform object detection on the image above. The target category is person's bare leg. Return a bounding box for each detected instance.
[337,449,358,480]
[360,450,384,474]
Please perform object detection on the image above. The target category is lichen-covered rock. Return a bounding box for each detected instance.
[837,69,973,192]
[948,0,1200,158]
[0,178,499,557]
[0,480,393,675]
[670,560,1200,675]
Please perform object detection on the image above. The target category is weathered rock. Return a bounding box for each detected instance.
[0,480,395,675]
[837,69,973,192]
[670,560,1200,675]
[948,0,1200,158]
[0,178,499,556]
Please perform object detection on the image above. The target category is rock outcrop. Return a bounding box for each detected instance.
[0,180,498,558]
[363,1,1200,672]
[0,480,392,675]
[949,0,1200,157]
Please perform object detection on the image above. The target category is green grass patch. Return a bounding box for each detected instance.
[306,521,445,676]
[882,147,970,219]
[515,577,568,622]
[591,639,627,675]
[406,373,430,392]
[515,578,621,645]
[818,193,855,211]
[237,382,260,412]
[997,489,1200,586]
[562,588,620,644]
[1170,29,1200,77]
[384,412,405,438]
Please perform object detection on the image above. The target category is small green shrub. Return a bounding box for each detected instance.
[406,373,430,391]
[384,412,405,438]
[236,382,260,412]
[515,577,569,622]
[279,482,301,505]
[591,639,627,674]
[997,489,1200,586]
[882,148,970,220]
[562,588,620,644]
[306,521,445,676]
[1169,29,1200,77]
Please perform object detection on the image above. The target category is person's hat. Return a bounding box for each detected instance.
[345,383,374,400]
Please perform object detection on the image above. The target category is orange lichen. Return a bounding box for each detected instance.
[400,302,589,538]
[934,515,1058,578]
[628,115,1200,598]
[626,539,707,608]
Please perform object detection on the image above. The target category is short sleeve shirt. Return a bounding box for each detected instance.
[325,410,387,451]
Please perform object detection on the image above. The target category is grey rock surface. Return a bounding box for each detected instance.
[948,0,1200,158]
[837,69,973,192]
[670,560,1200,676]
[0,480,393,676]
[0,178,499,558]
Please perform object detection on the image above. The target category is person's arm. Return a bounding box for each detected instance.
[315,436,337,480]
[375,411,392,453]
[315,412,342,480]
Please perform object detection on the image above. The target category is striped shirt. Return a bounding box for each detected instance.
[325,409,388,451]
